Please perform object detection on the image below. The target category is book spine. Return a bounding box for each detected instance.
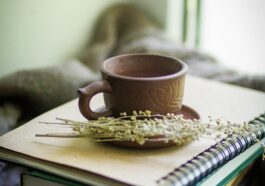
[157,113,265,186]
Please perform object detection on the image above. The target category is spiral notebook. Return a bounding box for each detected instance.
[157,113,265,186]
[1,76,265,186]
[17,113,265,186]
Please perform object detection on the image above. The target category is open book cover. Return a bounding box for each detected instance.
[0,76,265,186]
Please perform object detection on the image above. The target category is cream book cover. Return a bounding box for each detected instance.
[0,76,265,186]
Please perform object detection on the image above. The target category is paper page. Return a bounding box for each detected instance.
[1,76,265,186]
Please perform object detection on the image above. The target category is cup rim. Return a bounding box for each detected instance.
[100,53,188,81]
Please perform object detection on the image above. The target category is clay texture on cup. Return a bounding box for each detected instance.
[78,54,188,120]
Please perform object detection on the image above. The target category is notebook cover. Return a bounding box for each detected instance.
[0,76,264,186]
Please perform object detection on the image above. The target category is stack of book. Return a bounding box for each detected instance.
[0,76,265,186]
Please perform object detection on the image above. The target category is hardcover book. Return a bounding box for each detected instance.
[1,76,265,186]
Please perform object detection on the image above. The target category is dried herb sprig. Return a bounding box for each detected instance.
[36,110,264,146]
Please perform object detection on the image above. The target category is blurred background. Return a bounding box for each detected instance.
[0,0,265,77]
[0,2,265,185]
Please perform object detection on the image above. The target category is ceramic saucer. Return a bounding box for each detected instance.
[96,105,200,149]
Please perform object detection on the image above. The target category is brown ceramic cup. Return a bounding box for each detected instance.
[78,54,188,120]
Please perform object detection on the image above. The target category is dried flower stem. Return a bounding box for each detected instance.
[36,111,264,146]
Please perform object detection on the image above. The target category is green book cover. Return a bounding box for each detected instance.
[21,170,86,186]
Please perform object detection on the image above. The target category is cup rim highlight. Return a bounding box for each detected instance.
[100,53,188,81]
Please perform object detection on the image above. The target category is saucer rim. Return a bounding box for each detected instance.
[95,104,200,119]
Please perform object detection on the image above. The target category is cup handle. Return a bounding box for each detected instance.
[77,80,112,120]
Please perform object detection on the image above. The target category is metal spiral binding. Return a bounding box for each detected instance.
[157,113,265,186]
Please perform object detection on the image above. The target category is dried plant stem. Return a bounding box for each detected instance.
[36,111,264,146]
[35,133,85,138]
